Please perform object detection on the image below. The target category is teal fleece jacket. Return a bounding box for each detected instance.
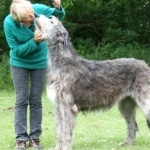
[3,4,65,69]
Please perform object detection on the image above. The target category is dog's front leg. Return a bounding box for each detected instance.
[54,96,78,150]
[54,101,64,150]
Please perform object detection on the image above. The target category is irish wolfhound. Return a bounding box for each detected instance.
[35,15,150,150]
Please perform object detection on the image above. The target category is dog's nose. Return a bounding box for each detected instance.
[34,14,39,18]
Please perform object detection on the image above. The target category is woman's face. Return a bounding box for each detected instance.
[20,9,34,27]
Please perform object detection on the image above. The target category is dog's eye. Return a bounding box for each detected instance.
[49,20,53,24]
[35,20,41,29]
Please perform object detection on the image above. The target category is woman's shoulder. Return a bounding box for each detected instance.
[4,14,16,27]
[4,14,13,22]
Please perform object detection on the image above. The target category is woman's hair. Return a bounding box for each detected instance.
[10,0,34,21]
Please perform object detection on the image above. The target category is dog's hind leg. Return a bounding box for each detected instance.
[118,97,138,145]
[135,92,150,135]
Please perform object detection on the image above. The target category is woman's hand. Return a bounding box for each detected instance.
[34,33,43,43]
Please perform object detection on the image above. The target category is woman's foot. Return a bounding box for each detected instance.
[29,139,42,150]
[15,140,26,150]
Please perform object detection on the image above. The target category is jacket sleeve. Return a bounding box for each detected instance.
[33,4,65,20]
[3,18,39,57]
[51,6,66,20]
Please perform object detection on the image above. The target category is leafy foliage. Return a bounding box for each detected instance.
[73,38,150,65]
[0,52,13,90]
[1,0,150,89]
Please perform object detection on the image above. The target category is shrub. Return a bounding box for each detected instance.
[0,52,13,90]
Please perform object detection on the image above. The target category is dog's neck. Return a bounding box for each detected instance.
[47,36,78,69]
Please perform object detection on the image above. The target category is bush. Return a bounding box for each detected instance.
[0,53,13,90]
[73,38,150,66]
[1,38,150,90]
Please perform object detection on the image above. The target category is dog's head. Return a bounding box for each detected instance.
[35,15,68,45]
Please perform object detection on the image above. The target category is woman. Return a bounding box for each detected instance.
[3,0,65,149]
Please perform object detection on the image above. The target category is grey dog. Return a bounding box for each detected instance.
[35,15,150,150]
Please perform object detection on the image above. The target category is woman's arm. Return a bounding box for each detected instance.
[3,17,39,57]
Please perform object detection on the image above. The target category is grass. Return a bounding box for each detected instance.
[0,90,150,150]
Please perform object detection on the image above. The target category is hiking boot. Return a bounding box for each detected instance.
[15,140,26,150]
[29,139,42,150]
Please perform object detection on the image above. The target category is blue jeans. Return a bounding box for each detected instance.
[11,66,46,141]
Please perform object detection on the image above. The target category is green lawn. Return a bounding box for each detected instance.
[0,90,150,150]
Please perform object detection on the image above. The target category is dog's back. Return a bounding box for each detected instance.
[51,56,150,111]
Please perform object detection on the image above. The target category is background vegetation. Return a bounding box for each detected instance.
[1,0,150,90]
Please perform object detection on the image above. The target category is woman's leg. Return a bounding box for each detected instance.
[29,68,46,140]
[11,66,29,141]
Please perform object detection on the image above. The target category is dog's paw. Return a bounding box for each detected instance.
[49,148,55,150]
[118,141,127,146]
[49,147,61,150]
[118,141,132,147]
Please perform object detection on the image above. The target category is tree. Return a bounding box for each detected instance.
[1,0,150,52]
[0,0,11,54]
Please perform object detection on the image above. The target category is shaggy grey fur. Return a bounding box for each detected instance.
[35,15,150,150]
